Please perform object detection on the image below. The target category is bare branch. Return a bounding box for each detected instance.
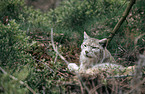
[0,67,36,94]
[106,0,136,46]
[54,46,58,64]
[51,28,69,65]
[51,28,91,93]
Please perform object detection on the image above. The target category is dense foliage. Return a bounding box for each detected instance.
[47,0,124,28]
[0,0,145,93]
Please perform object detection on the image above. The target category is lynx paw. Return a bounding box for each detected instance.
[68,63,79,72]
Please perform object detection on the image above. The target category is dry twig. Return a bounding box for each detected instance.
[50,28,91,93]
[51,28,69,65]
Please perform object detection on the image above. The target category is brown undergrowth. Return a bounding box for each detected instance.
[26,28,145,94]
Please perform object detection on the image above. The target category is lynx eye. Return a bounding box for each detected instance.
[83,45,87,47]
[91,46,99,49]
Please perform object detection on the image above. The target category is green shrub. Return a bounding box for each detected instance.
[0,0,144,93]
[0,0,25,22]
[0,66,30,94]
[0,19,35,93]
[0,20,30,67]
[47,0,125,29]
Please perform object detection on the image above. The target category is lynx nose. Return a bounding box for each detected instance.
[85,51,89,54]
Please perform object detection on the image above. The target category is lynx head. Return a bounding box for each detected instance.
[81,32,107,58]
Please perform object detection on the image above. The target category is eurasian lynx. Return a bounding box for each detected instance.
[68,32,124,73]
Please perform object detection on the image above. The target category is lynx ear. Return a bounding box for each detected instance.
[84,32,90,40]
[99,38,107,47]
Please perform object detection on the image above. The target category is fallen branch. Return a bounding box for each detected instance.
[106,0,136,46]
[0,67,36,94]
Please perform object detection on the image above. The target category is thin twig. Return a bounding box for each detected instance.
[89,84,103,94]
[54,46,58,64]
[78,78,84,94]
[32,56,54,72]
[51,28,90,93]
[51,28,69,65]
[0,67,36,94]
